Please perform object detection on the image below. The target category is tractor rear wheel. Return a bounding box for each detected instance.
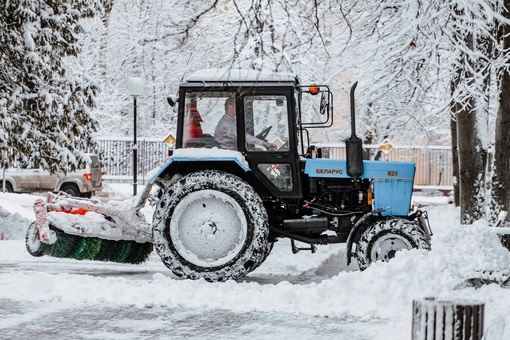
[356,217,431,270]
[152,170,271,282]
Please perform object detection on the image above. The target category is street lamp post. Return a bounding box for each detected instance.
[126,77,144,196]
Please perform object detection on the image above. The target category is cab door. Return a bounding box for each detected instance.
[239,90,301,198]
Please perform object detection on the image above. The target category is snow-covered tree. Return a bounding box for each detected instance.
[340,0,510,224]
[340,1,453,146]
[84,0,354,138]
[493,0,510,228]
[0,0,103,172]
[449,2,493,224]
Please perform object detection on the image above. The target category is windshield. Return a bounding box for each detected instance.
[182,91,290,152]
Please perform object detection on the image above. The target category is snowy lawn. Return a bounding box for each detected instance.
[0,184,509,339]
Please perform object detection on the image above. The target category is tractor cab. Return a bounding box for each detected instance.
[174,69,333,199]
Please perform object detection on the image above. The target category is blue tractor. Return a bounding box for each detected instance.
[150,69,432,281]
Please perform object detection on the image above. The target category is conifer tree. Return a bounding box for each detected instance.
[0,0,102,172]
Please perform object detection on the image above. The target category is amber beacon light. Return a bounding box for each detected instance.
[309,85,320,95]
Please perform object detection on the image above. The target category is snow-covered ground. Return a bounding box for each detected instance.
[0,184,509,339]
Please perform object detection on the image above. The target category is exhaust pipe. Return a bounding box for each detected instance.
[345,81,364,180]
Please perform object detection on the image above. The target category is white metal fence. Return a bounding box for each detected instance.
[93,138,453,188]
[88,137,169,184]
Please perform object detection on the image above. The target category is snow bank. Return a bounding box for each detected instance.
[1,190,510,338]
[0,193,38,240]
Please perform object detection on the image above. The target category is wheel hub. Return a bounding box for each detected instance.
[170,190,248,268]
[370,234,412,262]
[198,221,218,237]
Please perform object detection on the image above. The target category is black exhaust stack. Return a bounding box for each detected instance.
[345,81,363,180]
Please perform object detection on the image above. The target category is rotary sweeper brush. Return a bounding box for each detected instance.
[26,190,154,264]
[25,69,433,281]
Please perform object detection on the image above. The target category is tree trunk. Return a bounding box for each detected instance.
[456,33,489,224]
[493,0,510,229]
[457,104,487,224]
[412,298,484,340]
[98,2,113,79]
[450,79,460,207]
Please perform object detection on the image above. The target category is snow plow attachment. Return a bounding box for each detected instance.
[26,192,153,264]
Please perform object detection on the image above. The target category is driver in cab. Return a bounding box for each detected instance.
[214,97,277,150]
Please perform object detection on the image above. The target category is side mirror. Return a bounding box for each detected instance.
[167,96,178,107]
[319,92,329,115]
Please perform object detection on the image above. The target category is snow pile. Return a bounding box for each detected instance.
[1,189,510,338]
[0,206,29,240]
[170,148,249,168]
[0,193,38,240]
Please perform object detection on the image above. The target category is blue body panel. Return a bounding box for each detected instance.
[304,159,415,216]
[149,155,415,217]
[304,159,415,179]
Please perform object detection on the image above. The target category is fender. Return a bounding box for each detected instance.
[345,207,389,266]
[132,149,252,213]
[148,148,251,185]
[345,208,433,265]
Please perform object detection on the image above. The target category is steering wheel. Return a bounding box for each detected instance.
[255,126,272,140]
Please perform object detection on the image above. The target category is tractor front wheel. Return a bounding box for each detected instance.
[152,170,271,282]
[356,217,431,270]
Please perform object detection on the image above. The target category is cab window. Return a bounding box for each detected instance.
[243,95,289,151]
[182,92,236,149]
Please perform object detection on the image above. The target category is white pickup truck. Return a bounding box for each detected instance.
[1,154,103,197]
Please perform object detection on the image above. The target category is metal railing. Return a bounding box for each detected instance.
[89,137,169,184]
[93,138,453,188]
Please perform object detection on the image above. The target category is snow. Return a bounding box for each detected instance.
[148,149,251,184]
[185,68,296,83]
[169,190,247,267]
[38,193,153,243]
[171,148,250,169]
[1,185,510,339]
